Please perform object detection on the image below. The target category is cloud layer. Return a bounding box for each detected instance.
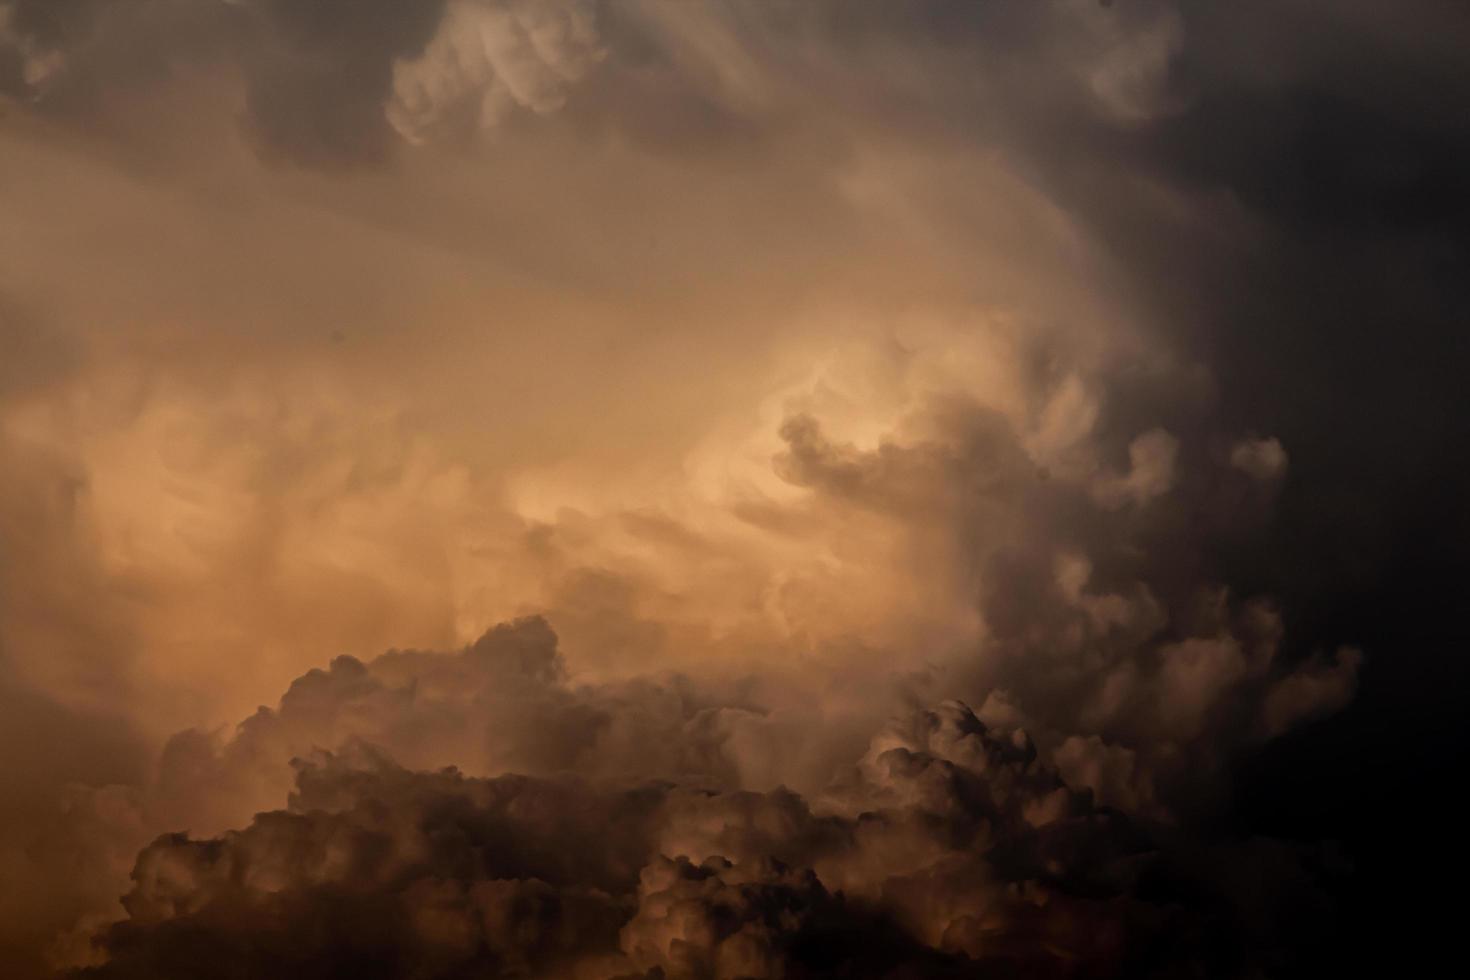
[4,0,1467,975]
[43,609,1350,976]
[73,694,1342,979]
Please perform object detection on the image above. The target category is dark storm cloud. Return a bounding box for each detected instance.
[71,701,1341,979]
[4,0,1465,973]
[772,392,1358,818]
[959,4,1470,967]
[43,603,1354,975]
[122,616,778,839]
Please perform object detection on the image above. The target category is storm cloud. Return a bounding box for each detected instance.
[3,0,1465,976]
[71,697,1342,979]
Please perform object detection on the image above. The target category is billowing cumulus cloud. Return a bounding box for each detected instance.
[44,607,1352,974]
[2,0,1465,975]
[68,698,1340,979]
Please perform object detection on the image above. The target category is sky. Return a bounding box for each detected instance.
[2,1,1467,977]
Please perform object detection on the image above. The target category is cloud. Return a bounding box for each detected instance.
[45,596,1356,973]
[70,699,1343,978]
[1092,427,1179,509]
[1,297,1362,971]
[236,0,451,163]
[1230,436,1288,482]
[386,0,602,143]
[5,0,1464,972]
[0,0,605,162]
[1260,646,1362,739]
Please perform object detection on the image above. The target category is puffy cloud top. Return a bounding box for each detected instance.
[73,698,1340,979]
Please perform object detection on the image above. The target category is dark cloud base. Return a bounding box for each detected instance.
[57,621,1341,980]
